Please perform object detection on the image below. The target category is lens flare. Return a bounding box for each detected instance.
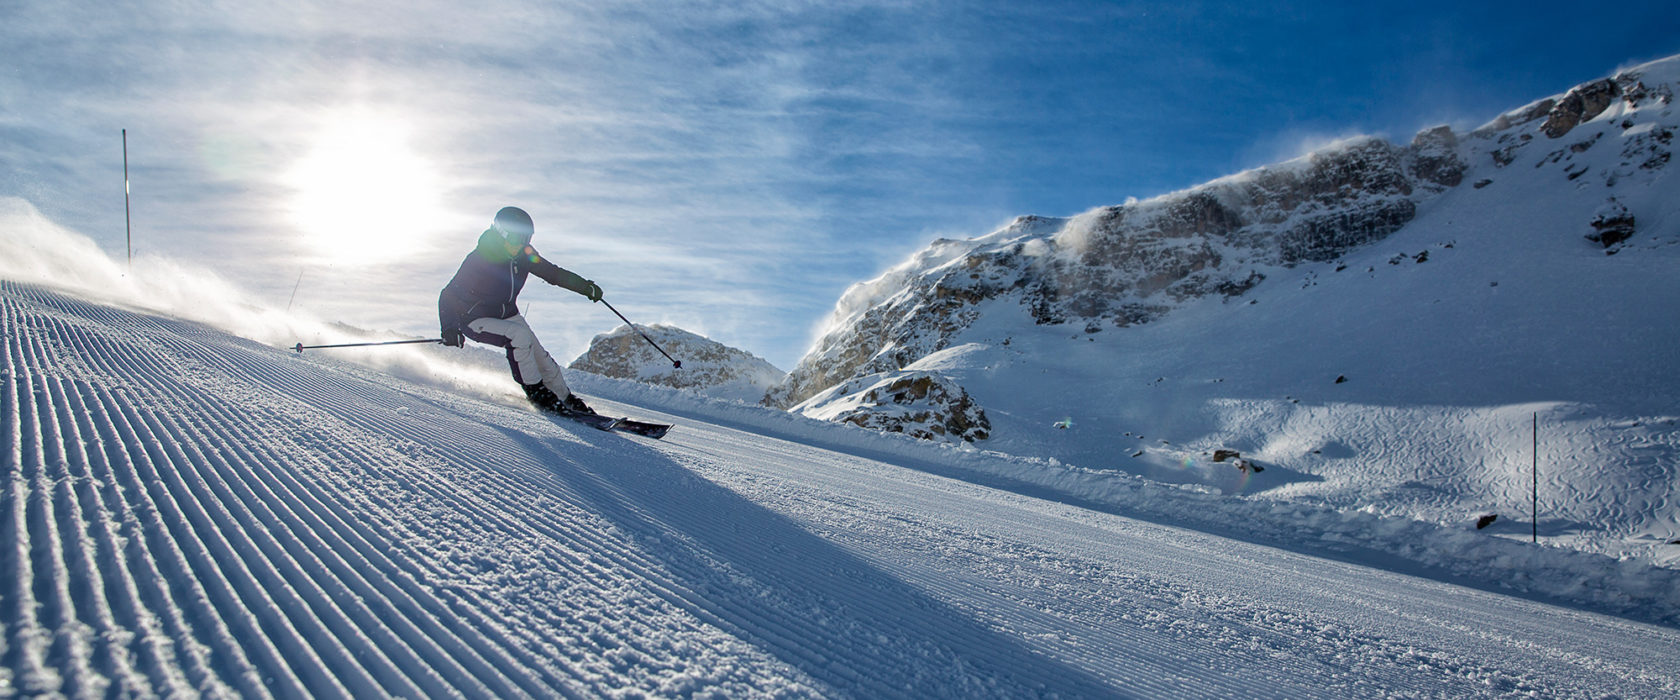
[1208,460,1256,495]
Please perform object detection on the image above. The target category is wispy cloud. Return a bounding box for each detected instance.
[6,1,1679,369]
[5,3,901,353]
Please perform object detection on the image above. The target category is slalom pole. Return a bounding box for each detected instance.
[292,338,442,354]
[600,299,681,368]
[123,129,132,271]
[286,270,304,312]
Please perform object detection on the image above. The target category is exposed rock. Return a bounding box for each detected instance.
[1212,450,1264,473]
[1622,125,1673,173]
[1514,98,1557,126]
[770,136,1456,409]
[1533,71,1673,142]
[1542,78,1618,138]
[1586,199,1636,249]
[1570,133,1603,153]
[570,324,785,403]
[1616,72,1674,108]
[1490,135,1532,168]
[1408,125,1467,188]
[1473,98,1555,137]
[806,371,992,443]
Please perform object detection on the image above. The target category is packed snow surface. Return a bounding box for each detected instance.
[5,280,1680,697]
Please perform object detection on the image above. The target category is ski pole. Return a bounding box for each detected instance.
[292,338,442,354]
[600,299,681,369]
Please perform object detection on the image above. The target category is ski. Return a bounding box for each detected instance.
[548,409,671,439]
[604,417,672,439]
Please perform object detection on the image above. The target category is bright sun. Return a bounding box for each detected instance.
[286,110,447,262]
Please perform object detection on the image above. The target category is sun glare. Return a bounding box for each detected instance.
[286,110,447,262]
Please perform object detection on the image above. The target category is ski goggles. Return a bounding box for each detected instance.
[494,220,534,247]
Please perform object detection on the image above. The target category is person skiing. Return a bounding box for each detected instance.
[439,206,603,415]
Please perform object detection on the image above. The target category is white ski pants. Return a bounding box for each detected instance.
[465,315,571,398]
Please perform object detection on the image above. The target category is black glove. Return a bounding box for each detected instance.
[442,328,464,347]
[583,281,603,303]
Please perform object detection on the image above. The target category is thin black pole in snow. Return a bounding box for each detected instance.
[1532,412,1539,544]
[292,338,442,354]
[287,270,304,312]
[123,129,132,271]
[600,299,681,369]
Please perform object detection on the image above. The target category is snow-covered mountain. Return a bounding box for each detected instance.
[774,59,1674,415]
[768,128,1467,412]
[569,323,785,403]
[771,55,1680,561]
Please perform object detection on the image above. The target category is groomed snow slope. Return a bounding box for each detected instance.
[6,282,1680,697]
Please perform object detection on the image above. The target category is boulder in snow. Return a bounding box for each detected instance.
[1587,199,1636,249]
[797,371,992,443]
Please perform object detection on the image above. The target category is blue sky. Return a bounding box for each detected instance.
[4,1,1678,370]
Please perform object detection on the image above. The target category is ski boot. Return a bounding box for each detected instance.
[560,392,597,416]
[523,382,597,416]
[522,383,566,414]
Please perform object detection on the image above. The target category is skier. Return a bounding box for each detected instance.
[439,206,603,416]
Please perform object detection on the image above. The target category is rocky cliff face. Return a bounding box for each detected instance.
[570,324,785,403]
[769,57,1678,443]
[767,132,1463,412]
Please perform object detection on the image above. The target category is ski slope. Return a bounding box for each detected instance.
[6,284,1680,697]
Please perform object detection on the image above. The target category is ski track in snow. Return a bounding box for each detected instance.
[3,280,1679,698]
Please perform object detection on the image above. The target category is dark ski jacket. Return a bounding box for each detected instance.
[438,229,593,332]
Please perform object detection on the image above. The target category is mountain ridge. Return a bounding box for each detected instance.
[749,53,1680,563]
[772,53,1677,417]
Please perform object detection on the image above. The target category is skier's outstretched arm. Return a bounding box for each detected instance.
[525,248,603,302]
